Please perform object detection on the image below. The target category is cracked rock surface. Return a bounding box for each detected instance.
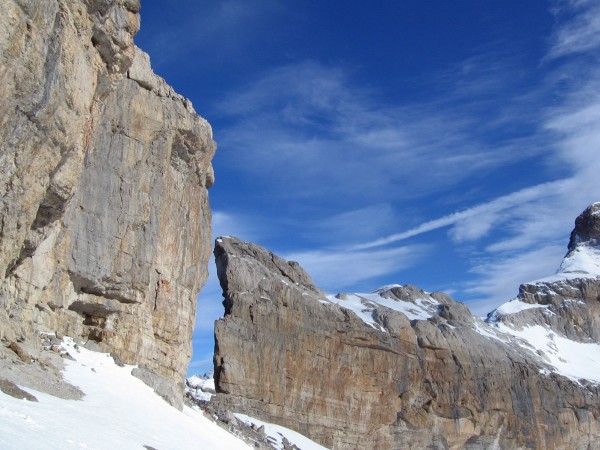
[0,0,215,408]
[213,235,600,450]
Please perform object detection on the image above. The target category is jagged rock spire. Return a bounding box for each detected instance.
[568,202,600,252]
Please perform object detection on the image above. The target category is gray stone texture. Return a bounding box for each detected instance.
[0,0,215,408]
[213,235,600,450]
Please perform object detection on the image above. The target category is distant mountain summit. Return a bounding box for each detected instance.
[484,202,600,380]
[569,202,600,252]
[212,204,600,450]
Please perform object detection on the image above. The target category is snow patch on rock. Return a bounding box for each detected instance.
[235,413,329,450]
[325,287,439,329]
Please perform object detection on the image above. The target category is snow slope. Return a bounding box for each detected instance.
[534,244,600,284]
[496,324,600,384]
[0,338,331,450]
[478,242,600,385]
[0,338,251,450]
[235,414,329,450]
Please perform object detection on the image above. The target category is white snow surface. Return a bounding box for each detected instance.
[325,287,439,330]
[534,244,600,284]
[187,374,215,391]
[487,299,548,323]
[0,337,250,450]
[496,324,600,384]
[495,300,548,316]
[186,374,215,402]
[235,413,329,450]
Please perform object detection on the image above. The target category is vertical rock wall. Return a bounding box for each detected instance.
[213,237,600,449]
[0,0,216,407]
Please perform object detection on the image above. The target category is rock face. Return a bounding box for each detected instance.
[213,204,600,450]
[0,0,216,407]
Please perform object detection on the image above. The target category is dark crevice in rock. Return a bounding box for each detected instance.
[31,189,68,230]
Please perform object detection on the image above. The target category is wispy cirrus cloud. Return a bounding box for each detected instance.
[180,0,600,373]
[332,0,600,314]
[305,204,397,245]
[193,1,600,373]
[465,244,567,316]
[214,58,548,207]
[139,0,285,68]
[351,180,569,250]
[284,245,431,292]
[548,0,600,59]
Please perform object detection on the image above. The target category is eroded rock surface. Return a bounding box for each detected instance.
[213,218,600,449]
[0,0,215,407]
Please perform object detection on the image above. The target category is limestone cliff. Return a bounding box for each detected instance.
[213,205,600,449]
[0,0,216,407]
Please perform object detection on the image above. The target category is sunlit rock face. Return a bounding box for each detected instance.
[213,205,600,450]
[0,0,216,408]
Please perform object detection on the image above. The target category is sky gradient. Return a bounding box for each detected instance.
[135,0,600,374]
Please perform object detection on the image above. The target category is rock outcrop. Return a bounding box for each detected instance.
[0,0,216,407]
[488,202,600,343]
[213,204,600,450]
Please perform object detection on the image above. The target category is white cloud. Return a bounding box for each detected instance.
[465,244,566,316]
[214,60,546,204]
[305,204,396,245]
[284,245,430,292]
[212,210,260,242]
[548,0,600,59]
[188,1,600,372]
[344,1,600,315]
[352,180,568,250]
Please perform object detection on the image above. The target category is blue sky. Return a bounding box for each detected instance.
[135,0,600,374]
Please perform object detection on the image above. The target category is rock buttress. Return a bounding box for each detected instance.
[213,236,600,450]
[0,0,216,407]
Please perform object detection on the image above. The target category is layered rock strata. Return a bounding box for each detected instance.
[0,0,216,407]
[213,205,600,450]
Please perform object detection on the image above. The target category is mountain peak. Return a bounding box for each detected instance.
[568,202,600,252]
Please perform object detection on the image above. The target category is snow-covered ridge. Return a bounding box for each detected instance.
[477,238,600,386]
[485,299,549,323]
[534,243,600,284]
[324,285,440,330]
